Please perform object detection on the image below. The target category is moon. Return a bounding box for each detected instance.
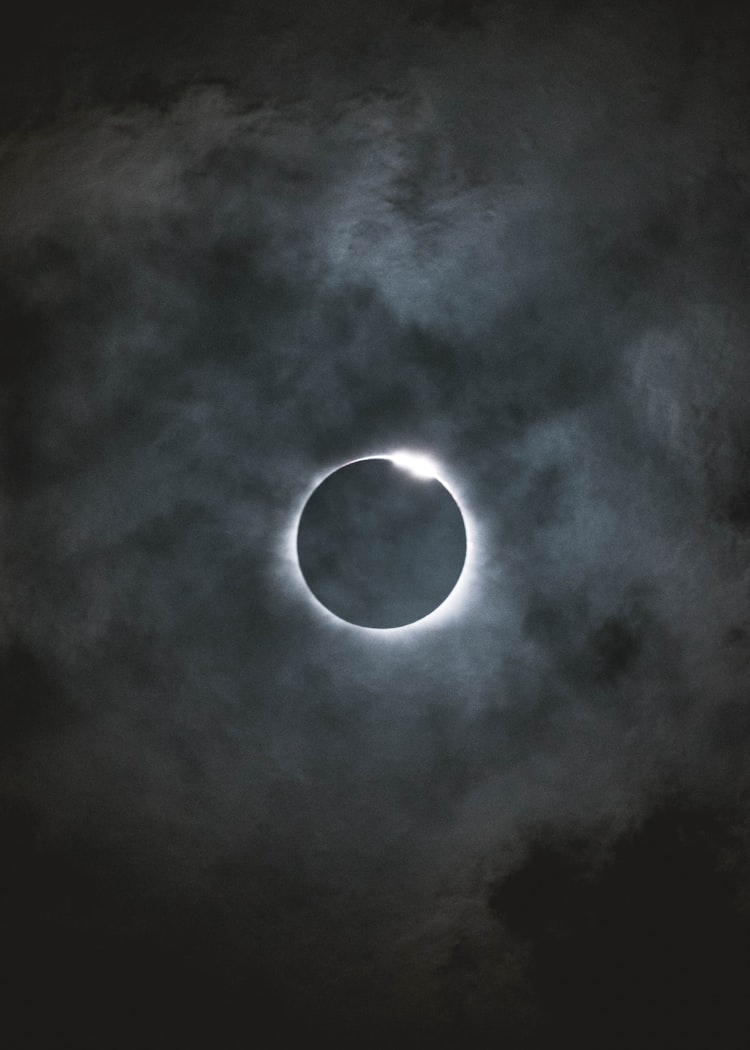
[296,456,467,629]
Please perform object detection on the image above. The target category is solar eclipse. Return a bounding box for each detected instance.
[295,454,468,629]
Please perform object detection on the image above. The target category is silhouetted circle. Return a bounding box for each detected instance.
[296,458,467,628]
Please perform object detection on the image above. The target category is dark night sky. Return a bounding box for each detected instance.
[2,1,750,1046]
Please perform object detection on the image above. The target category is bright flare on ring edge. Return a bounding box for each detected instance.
[387,451,440,480]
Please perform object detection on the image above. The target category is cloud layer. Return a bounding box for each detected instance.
[2,1,750,1041]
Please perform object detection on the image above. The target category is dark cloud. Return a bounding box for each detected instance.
[2,0,750,1043]
[490,804,750,1049]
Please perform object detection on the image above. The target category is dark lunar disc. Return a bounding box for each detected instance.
[296,458,467,628]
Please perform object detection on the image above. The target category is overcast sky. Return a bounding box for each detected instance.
[2,2,750,1046]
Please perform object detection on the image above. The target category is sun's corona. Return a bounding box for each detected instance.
[281,450,480,634]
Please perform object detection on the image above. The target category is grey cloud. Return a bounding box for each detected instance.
[2,3,750,1040]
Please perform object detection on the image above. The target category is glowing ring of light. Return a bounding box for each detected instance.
[281,451,481,635]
